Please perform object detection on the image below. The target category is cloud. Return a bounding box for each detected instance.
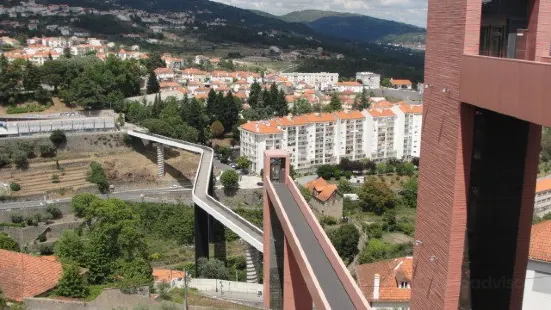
[211,0,428,27]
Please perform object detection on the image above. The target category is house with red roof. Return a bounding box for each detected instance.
[389,79,413,90]
[523,220,551,310]
[356,257,412,310]
[0,249,63,302]
[305,177,343,219]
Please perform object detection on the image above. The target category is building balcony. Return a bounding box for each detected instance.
[459,54,551,126]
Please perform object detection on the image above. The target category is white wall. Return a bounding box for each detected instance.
[391,106,405,159]
[523,259,551,310]
[187,278,263,295]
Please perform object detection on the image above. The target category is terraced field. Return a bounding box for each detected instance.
[5,161,93,197]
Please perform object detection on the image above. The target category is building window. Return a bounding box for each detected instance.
[533,271,551,294]
[400,282,410,289]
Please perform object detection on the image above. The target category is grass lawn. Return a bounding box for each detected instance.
[383,232,414,245]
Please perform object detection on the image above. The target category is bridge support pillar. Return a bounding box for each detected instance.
[154,143,165,177]
[283,238,312,310]
[195,204,209,276]
[211,217,226,263]
[245,245,259,283]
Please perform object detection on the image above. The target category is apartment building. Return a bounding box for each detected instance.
[356,72,381,89]
[240,103,422,174]
[391,104,423,159]
[280,72,338,91]
[334,110,367,161]
[365,108,397,161]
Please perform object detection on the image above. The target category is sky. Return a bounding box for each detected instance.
[211,0,428,28]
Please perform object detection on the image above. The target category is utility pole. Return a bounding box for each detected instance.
[184,269,189,310]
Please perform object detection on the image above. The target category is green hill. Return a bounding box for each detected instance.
[280,9,359,23]
[276,9,426,44]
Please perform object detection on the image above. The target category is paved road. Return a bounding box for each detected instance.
[200,291,263,308]
[0,186,193,210]
[273,183,355,309]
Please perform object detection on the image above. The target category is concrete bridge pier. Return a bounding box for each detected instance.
[153,143,165,177]
[195,204,210,276]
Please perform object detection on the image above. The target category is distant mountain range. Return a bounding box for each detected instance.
[260,9,426,45]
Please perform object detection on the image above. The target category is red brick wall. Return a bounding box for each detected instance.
[411,0,477,308]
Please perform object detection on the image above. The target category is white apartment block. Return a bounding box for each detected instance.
[391,104,423,159]
[356,72,381,89]
[365,108,398,161]
[240,103,423,174]
[280,72,338,91]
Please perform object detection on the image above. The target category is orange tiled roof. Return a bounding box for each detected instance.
[159,81,180,88]
[536,178,551,193]
[356,257,412,303]
[368,108,395,117]
[235,92,248,99]
[305,177,338,202]
[370,101,394,109]
[152,268,185,283]
[154,67,174,74]
[0,250,63,301]
[399,104,423,114]
[391,79,412,85]
[241,121,282,134]
[334,110,364,120]
[182,68,206,75]
[529,220,551,262]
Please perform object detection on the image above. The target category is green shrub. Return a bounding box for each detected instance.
[52,174,60,183]
[11,150,28,169]
[50,130,67,146]
[39,243,54,255]
[10,183,21,192]
[37,234,47,242]
[39,142,57,158]
[320,216,338,227]
[86,161,109,193]
[0,222,25,228]
[10,214,23,224]
[46,206,63,219]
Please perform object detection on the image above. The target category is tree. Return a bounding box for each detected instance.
[236,156,252,171]
[326,92,342,112]
[292,98,313,115]
[23,61,41,91]
[317,164,336,180]
[270,83,287,117]
[248,82,262,109]
[217,146,231,164]
[55,264,89,298]
[55,230,85,264]
[210,120,224,139]
[197,258,229,280]
[220,169,239,190]
[39,142,57,157]
[338,178,354,194]
[382,209,398,231]
[146,71,159,94]
[182,97,209,143]
[63,47,72,58]
[50,129,67,147]
[205,88,218,123]
[357,177,397,215]
[72,193,100,217]
[381,78,392,88]
[328,224,360,263]
[400,177,418,208]
[352,88,370,110]
[299,185,313,202]
[220,92,240,132]
[11,150,28,170]
[0,233,19,251]
[0,152,10,169]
